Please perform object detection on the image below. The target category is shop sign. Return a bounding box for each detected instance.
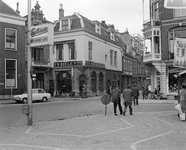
[122,71,133,76]
[54,61,82,67]
[85,61,105,68]
[173,38,186,68]
[164,0,186,9]
[30,23,53,47]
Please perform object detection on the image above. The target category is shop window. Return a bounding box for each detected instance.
[5,59,17,88]
[112,74,117,88]
[5,28,17,50]
[99,72,104,92]
[106,73,111,90]
[91,71,97,92]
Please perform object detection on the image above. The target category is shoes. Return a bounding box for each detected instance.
[115,113,117,116]
[123,111,126,116]
[130,113,133,115]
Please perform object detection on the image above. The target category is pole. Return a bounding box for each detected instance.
[27,0,33,126]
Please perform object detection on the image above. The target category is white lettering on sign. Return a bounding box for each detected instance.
[31,27,48,37]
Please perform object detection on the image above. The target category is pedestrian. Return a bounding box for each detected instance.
[175,81,186,120]
[82,84,87,98]
[106,86,112,96]
[111,85,123,116]
[132,83,139,105]
[142,87,145,100]
[123,85,134,115]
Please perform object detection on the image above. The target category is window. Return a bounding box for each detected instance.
[153,2,159,20]
[62,19,68,30]
[56,44,64,60]
[99,72,104,92]
[110,50,113,65]
[174,9,186,18]
[68,43,76,60]
[5,59,17,88]
[114,51,117,66]
[88,41,92,60]
[5,28,17,50]
[32,47,44,62]
[91,71,97,92]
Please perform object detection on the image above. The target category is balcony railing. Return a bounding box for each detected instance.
[143,18,161,31]
[143,53,161,62]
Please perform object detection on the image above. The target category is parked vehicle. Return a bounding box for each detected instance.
[13,88,51,103]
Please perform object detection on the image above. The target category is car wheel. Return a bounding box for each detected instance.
[42,97,47,102]
[22,98,27,104]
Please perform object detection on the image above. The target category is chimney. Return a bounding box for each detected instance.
[16,2,20,14]
[59,4,64,20]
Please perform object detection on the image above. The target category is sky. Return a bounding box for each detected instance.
[5,0,150,36]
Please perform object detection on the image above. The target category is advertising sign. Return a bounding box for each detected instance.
[173,38,186,68]
[30,23,53,47]
[164,0,186,9]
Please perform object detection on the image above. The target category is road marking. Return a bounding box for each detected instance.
[0,143,69,150]
[119,118,133,126]
[25,127,32,134]
[130,131,172,150]
[152,117,173,125]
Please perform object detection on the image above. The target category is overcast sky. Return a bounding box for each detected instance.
[5,0,150,36]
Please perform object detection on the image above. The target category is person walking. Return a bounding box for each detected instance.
[111,85,123,116]
[123,85,134,116]
[175,82,186,120]
[132,83,139,105]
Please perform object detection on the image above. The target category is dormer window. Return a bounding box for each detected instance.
[62,19,68,30]
[95,23,101,34]
[110,32,115,41]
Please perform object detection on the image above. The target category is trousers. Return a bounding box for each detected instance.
[113,98,123,115]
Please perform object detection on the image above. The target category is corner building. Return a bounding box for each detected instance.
[53,6,122,97]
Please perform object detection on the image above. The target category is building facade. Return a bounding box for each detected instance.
[0,0,26,95]
[143,0,186,99]
[53,6,123,97]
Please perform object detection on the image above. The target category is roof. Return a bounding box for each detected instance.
[0,0,20,17]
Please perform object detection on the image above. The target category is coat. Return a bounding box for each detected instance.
[123,88,133,106]
[180,88,186,110]
[111,88,121,104]
[132,86,139,98]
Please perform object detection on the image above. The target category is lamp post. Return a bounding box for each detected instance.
[27,0,33,126]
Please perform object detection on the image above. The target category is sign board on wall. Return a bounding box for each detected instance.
[173,38,186,68]
[30,23,53,47]
[164,0,186,9]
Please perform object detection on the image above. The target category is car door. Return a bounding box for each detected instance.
[38,89,45,100]
[32,89,38,100]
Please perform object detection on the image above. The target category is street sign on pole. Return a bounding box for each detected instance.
[164,0,186,9]
[101,94,111,116]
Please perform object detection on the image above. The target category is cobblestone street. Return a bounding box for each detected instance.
[0,107,185,150]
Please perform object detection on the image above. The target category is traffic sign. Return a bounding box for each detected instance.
[101,94,111,105]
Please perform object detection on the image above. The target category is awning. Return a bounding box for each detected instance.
[169,67,186,74]
[178,69,186,77]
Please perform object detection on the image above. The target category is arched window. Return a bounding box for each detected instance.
[99,72,104,92]
[112,74,117,88]
[91,71,97,92]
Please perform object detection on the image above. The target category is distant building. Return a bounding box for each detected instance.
[0,0,26,95]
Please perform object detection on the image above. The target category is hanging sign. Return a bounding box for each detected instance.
[173,38,186,68]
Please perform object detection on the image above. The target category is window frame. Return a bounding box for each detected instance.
[5,28,17,51]
[88,41,93,60]
[56,44,64,61]
[62,19,68,31]
[5,59,17,89]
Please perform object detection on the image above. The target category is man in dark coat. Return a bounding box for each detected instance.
[123,85,134,115]
[132,83,139,105]
[111,85,123,116]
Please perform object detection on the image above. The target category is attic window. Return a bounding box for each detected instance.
[62,19,68,30]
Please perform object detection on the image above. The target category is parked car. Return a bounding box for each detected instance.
[13,88,51,103]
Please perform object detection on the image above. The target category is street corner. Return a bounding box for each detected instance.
[25,114,134,138]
